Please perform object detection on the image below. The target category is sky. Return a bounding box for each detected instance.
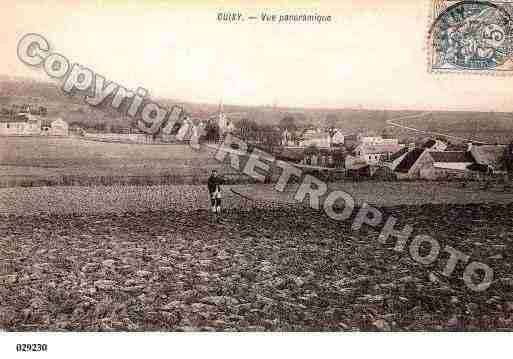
[1,0,513,111]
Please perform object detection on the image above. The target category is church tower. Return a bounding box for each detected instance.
[217,100,228,135]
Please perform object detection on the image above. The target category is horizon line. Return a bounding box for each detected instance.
[0,74,511,115]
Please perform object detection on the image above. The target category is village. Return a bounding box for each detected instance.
[278,129,507,181]
[0,102,510,183]
[0,104,68,137]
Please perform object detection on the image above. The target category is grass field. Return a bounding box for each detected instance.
[0,136,217,166]
[0,137,252,187]
[391,113,513,144]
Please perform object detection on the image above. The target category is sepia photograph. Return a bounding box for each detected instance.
[1,0,513,357]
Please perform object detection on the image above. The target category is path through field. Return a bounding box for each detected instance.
[387,113,488,144]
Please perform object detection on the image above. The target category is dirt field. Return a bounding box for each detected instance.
[1,182,513,331]
[2,181,513,216]
[1,201,513,331]
[2,133,513,331]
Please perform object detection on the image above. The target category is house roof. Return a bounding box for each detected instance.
[424,139,437,149]
[359,143,402,155]
[395,148,425,173]
[386,147,410,162]
[278,148,304,161]
[430,151,474,163]
[332,130,344,138]
[470,145,505,169]
[51,118,67,124]
[301,130,330,141]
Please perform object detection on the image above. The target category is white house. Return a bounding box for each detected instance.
[345,154,370,170]
[470,145,505,170]
[48,118,69,136]
[299,129,331,148]
[429,151,474,171]
[419,152,475,180]
[331,130,345,146]
[0,111,70,137]
[216,102,234,135]
[424,139,448,152]
[353,142,402,166]
[395,149,475,180]
[0,113,42,135]
[359,136,399,146]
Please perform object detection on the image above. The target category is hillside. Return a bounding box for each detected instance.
[392,113,513,144]
[1,76,512,143]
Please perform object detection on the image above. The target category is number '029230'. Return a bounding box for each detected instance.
[16,344,48,352]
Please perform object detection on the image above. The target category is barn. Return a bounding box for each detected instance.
[419,151,475,180]
[395,149,475,180]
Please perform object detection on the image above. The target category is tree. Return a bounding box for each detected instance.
[503,142,513,172]
[258,124,282,151]
[203,121,220,142]
[332,147,347,167]
[279,116,297,132]
[10,105,19,119]
[304,144,320,156]
[237,118,259,141]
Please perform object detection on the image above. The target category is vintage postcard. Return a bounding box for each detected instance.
[1,0,513,358]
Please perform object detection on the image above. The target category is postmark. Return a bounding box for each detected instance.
[428,1,513,74]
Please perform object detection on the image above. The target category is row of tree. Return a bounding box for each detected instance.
[236,118,282,151]
[202,114,343,151]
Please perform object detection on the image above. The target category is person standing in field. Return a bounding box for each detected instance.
[207,170,223,214]
[503,140,513,191]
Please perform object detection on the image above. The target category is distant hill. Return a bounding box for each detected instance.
[393,112,513,144]
[1,75,512,143]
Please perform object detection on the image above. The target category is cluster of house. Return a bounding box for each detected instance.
[385,141,505,180]
[214,102,236,136]
[339,134,506,180]
[0,107,69,136]
[79,103,235,143]
[278,125,507,180]
[279,129,405,169]
[344,136,408,169]
[281,127,344,148]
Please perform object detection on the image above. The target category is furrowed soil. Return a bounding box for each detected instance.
[1,200,513,331]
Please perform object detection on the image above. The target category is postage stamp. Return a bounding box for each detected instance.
[428,0,513,74]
